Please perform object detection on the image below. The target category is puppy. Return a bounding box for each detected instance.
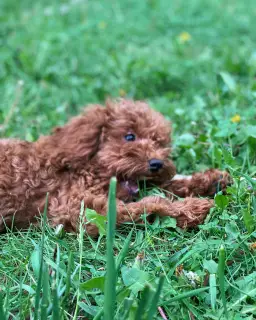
[0,99,230,235]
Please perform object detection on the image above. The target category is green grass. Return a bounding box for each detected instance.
[0,0,256,318]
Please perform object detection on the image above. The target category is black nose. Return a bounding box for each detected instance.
[149,159,163,172]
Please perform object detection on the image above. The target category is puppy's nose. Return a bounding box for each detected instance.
[149,159,163,172]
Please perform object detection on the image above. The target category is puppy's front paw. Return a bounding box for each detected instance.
[205,169,232,196]
[175,198,214,228]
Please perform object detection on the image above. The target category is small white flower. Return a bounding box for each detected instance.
[183,270,200,287]
[60,4,70,14]
[44,6,53,16]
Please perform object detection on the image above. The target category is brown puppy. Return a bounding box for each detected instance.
[0,99,230,235]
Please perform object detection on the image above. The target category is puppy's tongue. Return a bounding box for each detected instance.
[121,181,139,195]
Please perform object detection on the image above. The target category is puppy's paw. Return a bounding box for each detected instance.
[205,169,232,196]
[174,198,214,228]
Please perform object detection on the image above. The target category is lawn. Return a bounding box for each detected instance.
[0,0,256,319]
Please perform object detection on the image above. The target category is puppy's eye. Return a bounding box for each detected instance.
[124,133,136,141]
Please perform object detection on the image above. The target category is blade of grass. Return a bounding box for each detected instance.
[34,193,49,320]
[135,285,151,320]
[229,287,256,310]
[147,275,165,320]
[0,293,6,320]
[243,194,254,233]
[116,229,133,271]
[51,278,60,320]
[209,274,217,311]
[120,298,134,320]
[41,264,49,320]
[73,200,85,320]
[161,287,209,306]
[218,245,228,319]
[93,308,104,320]
[63,251,73,303]
[104,177,117,320]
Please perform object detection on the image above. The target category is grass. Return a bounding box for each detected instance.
[0,0,256,318]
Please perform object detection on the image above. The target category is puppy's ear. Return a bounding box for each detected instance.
[43,105,108,170]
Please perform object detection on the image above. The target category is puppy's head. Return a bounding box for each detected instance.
[97,99,176,196]
[48,99,175,195]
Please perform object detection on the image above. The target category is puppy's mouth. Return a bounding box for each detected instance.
[117,162,176,197]
[119,176,155,196]
[120,180,140,196]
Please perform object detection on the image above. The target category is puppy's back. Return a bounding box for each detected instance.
[0,139,34,185]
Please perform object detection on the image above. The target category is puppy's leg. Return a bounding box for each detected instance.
[166,197,213,228]
[47,193,108,237]
[48,194,210,236]
[48,194,179,236]
[115,196,212,230]
[115,196,176,224]
[163,169,231,198]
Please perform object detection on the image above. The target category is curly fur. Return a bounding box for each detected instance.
[0,99,230,235]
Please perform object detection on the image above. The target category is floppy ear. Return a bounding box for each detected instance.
[41,105,108,170]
